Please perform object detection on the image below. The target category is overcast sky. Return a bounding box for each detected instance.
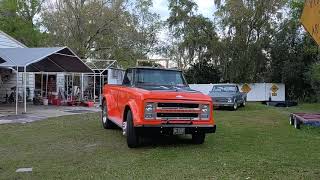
[150,0,215,20]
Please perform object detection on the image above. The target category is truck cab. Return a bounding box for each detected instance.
[101,67,216,148]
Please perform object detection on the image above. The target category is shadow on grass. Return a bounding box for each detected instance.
[139,134,197,148]
[214,106,246,111]
[109,128,199,148]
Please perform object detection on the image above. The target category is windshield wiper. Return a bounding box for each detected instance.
[137,81,157,86]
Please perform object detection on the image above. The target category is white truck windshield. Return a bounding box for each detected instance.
[212,85,237,92]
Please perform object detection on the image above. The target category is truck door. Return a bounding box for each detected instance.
[115,69,133,123]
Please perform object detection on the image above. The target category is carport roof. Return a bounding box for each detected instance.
[0,47,93,72]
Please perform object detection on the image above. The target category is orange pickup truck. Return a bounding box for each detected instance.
[101,67,216,148]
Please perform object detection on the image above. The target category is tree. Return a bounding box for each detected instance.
[167,0,220,71]
[268,0,319,101]
[185,61,221,84]
[0,0,44,46]
[41,0,160,67]
[309,63,320,102]
[214,0,287,82]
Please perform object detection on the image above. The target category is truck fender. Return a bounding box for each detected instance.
[126,100,141,125]
[102,94,114,111]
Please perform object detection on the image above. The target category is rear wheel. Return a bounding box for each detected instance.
[241,99,246,107]
[192,133,206,144]
[126,110,140,148]
[101,101,115,129]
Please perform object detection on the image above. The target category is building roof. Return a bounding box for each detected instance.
[0,31,27,48]
[0,47,93,73]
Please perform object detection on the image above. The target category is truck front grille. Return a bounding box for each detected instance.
[157,103,199,109]
[213,97,228,102]
[157,113,198,118]
[155,103,200,120]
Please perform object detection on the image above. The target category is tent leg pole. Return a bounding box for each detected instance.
[24,67,27,113]
[41,72,43,97]
[99,74,102,106]
[81,73,84,100]
[46,72,48,98]
[102,75,104,104]
[66,74,68,101]
[71,73,74,101]
[93,74,96,104]
[15,67,18,115]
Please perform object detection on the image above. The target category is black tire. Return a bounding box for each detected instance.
[241,99,246,107]
[126,110,140,148]
[289,115,294,126]
[101,101,115,129]
[192,133,206,144]
[294,118,301,129]
[232,102,238,111]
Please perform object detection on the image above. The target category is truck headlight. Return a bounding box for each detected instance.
[227,98,233,103]
[200,104,210,120]
[144,103,155,119]
[145,103,153,112]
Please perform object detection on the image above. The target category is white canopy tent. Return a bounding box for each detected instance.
[0,47,93,114]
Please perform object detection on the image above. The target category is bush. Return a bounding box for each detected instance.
[309,63,320,102]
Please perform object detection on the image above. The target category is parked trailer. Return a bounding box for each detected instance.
[289,113,320,129]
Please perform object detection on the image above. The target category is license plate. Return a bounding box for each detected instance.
[173,128,185,135]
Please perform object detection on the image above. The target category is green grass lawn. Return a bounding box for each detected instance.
[1,103,320,179]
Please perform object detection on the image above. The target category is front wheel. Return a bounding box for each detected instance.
[126,110,140,148]
[192,133,205,144]
[232,102,238,111]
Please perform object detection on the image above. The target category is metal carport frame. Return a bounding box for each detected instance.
[0,47,93,114]
[83,59,117,105]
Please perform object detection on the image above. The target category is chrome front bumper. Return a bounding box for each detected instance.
[212,102,234,107]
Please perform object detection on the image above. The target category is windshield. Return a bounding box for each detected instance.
[136,69,186,86]
[212,85,237,92]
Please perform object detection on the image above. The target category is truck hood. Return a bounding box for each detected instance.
[209,92,236,98]
[134,85,212,101]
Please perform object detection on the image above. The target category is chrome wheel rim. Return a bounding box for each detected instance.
[234,103,237,110]
[102,105,107,123]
